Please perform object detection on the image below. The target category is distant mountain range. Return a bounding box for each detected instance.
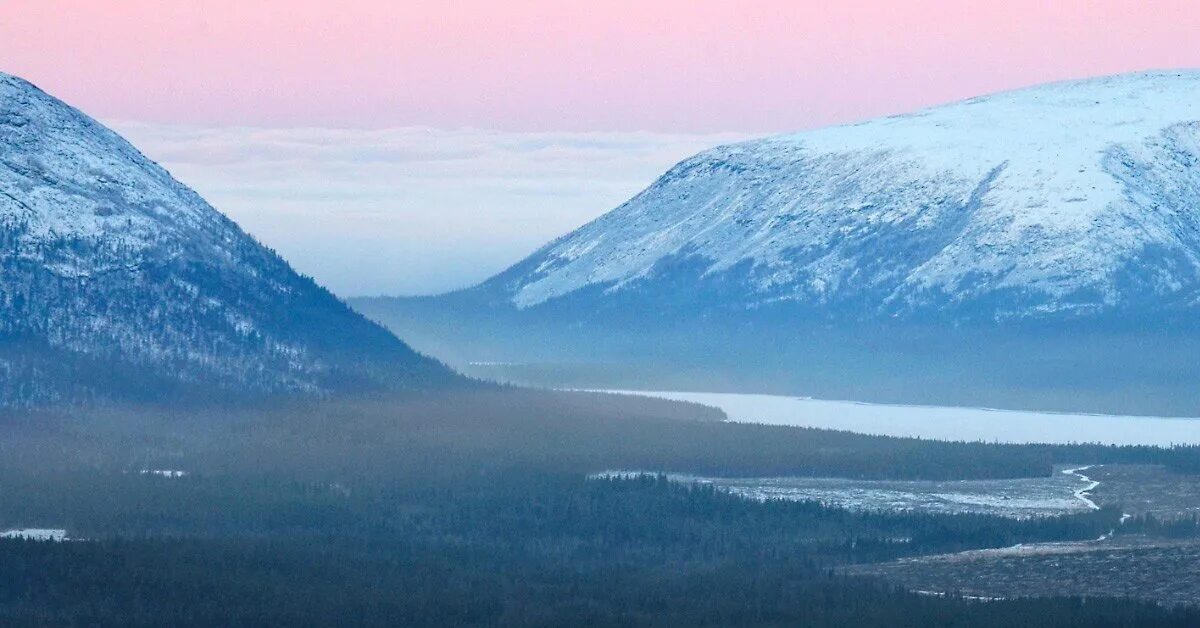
[356,71,1200,415]
[0,72,455,406]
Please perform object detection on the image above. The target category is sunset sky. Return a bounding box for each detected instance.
[4,1,1200,294]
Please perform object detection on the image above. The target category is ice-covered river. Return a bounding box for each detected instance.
[605,390,1200,446]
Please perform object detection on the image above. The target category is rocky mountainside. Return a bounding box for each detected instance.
[0,72,454,406]
[356,71,1200,414]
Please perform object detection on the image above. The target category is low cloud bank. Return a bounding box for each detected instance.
[111,121,748,297]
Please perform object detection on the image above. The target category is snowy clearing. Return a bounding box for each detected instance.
[0,529,68,542]
[596,466,1099,518]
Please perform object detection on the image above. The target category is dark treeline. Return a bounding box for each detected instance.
[0,475,1193,627]
[20,389,1200,482]
[2,538,1195,628]
[1,389,1199,625]
[0,469,1123,557]
[1122,512,1200,538]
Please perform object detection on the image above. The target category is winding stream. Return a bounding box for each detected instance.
[1061,465,1100,511]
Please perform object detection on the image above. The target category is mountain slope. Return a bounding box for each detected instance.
[0,72,455,405]
[491,70,1200,320]
[355,71,1200,414]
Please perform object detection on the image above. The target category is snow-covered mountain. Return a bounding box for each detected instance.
[355,71,1200,415]
[486,70,1200,321]
[0,72,454,405]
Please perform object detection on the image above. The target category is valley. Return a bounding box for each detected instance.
[602,462,1200,607]
[1,388,1198,624]
[4,62,1200,626]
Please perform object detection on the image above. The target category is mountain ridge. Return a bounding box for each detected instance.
[480,70,1200,322]
[0,71,456,406]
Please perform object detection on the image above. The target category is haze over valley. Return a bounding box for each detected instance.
[4,3,1200,624]
[358,71,1200,416]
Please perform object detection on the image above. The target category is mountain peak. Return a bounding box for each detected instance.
[0,71,455,405]
[491,69,1200,320]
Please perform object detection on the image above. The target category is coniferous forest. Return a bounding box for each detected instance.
[0,389,1198,627]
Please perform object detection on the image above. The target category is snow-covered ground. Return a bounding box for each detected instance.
[139,469,188,478]
[496,70,1200,320]
[606,390,1200,446]
[0,528,68,541]
[662,468,1094,518]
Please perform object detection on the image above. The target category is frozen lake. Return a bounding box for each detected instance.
[606,390,1200,446]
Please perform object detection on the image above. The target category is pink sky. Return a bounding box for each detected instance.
[6,1,1200,296]
[4,1,1200,132]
